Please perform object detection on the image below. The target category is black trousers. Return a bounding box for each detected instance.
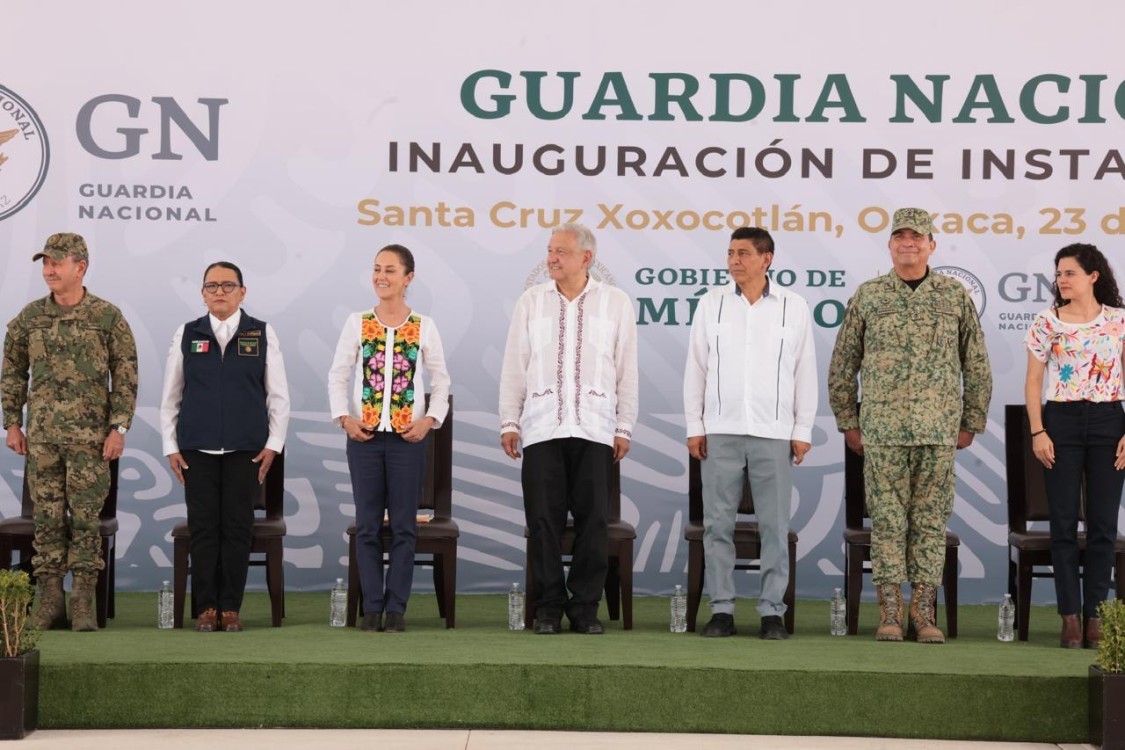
[183,450,260,613]
[1042,400,1125,618]
[522,438,611,621]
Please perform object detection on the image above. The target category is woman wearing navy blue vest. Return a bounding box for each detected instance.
[159,261,291,632]
[328,245,451,632]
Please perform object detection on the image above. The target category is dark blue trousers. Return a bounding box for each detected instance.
[1042,400,1125,618]
[347,432,428,615]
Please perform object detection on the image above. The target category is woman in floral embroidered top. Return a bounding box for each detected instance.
[327,244,451,633]
[1024,243,1125,649]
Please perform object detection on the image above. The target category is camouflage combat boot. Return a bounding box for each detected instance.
[32,575,67,630]
[909,582,945,644]
[69,574,99,632]
[875,583,904,641]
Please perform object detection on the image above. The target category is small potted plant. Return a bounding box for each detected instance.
[0,569,41,739]
[1091,597,1125,749]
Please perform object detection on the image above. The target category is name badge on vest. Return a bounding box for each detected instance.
[190,340,210,354]
[237,337,260,357]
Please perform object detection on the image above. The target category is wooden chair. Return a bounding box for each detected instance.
[843,443,959,637]
[172,450,286,627]
[522,460,635,630]
[1004,404,1125,641]
[684,455,797,634]
[0,459,120,628]
[345,398,458,628]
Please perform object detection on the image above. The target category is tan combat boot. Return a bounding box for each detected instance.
[875,583,904,641]
[909,582,945,644]
[32,575,67,630]
[69,574,99,632]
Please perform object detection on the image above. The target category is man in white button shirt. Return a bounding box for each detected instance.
[159,261,290,632]
[499,223,638,635]
[684,227,818,640]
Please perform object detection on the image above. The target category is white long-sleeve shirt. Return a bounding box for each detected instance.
[327,310,451,430]
[159,309,291,456]
[499,279,638,449]
[684,283,818,442]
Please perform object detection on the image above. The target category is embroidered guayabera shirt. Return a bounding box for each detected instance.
[684,283,818,442]
[499,278,638,449]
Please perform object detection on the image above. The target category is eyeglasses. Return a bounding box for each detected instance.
[202,282,241,294]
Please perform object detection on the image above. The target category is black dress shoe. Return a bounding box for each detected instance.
[534,617,561,635]
[383,612,406,633]
[360,611,382,632]
[569,617,605,635]
[701,613,737,637]
[759,615,789,640]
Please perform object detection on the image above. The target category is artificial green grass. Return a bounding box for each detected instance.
[36,593,1095,741]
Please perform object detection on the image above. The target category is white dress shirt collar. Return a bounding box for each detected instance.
[209,309,242,350]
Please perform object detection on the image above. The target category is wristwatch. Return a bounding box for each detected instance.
[110,424,127,435]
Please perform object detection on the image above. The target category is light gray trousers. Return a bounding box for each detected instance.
[701,433,792,618]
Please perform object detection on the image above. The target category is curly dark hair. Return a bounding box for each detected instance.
[1052,243,1124,309]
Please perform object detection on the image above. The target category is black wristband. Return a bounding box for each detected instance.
[1030,429,1047,438]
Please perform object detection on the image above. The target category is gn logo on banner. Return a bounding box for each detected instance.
[76,96,228,161]
[0,86,50,221]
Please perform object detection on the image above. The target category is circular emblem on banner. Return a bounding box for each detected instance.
[934,266,986,317]
[0,86,50,222]
[524,260,616,290]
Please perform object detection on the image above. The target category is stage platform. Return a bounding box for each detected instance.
[36,592,1094,743]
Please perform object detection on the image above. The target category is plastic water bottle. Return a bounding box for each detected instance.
[157,580,174,629]
[329,578,347,627]
[998,593,1015,642]
[670,584,687,633]
[830,587,847,636]
[508,582,525,631]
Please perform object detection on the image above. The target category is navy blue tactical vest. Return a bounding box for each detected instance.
[177,311,269,451]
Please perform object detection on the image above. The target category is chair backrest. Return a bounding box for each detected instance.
[421,396,453,519]
[259,449,285,520]
[20,458,120,521]
[839,400,870,529]
[1004,403,1083,530]
[843,444,868,530]
[687,455,754,524]
[607,459,622,521]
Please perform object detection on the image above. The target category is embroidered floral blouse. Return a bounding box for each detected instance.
[328,310,451,433]
[1024,306,1125,402]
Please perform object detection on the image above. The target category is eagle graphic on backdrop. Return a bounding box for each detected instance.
[0,128,18,169]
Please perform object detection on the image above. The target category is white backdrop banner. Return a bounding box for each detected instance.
[2,3,1123,603]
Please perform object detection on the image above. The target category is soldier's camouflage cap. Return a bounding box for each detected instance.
[32,233,89,262]
[890,208,933,236]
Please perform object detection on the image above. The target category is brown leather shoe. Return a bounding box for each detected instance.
[195,608,218,632]
[1084,616,1101,650]
[1060,614,1082,648]
[221,611,244,632]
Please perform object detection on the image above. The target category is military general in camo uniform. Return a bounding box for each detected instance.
[2,233,138,632]
[827,208,991,644]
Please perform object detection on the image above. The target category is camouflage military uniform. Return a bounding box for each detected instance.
[2,290,138,577]
[827,269,991,585]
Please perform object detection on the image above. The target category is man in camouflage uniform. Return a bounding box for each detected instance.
[2,233,138,632]
[827,208,991,644]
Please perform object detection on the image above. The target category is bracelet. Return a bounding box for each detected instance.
[1030,429,1047,438]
